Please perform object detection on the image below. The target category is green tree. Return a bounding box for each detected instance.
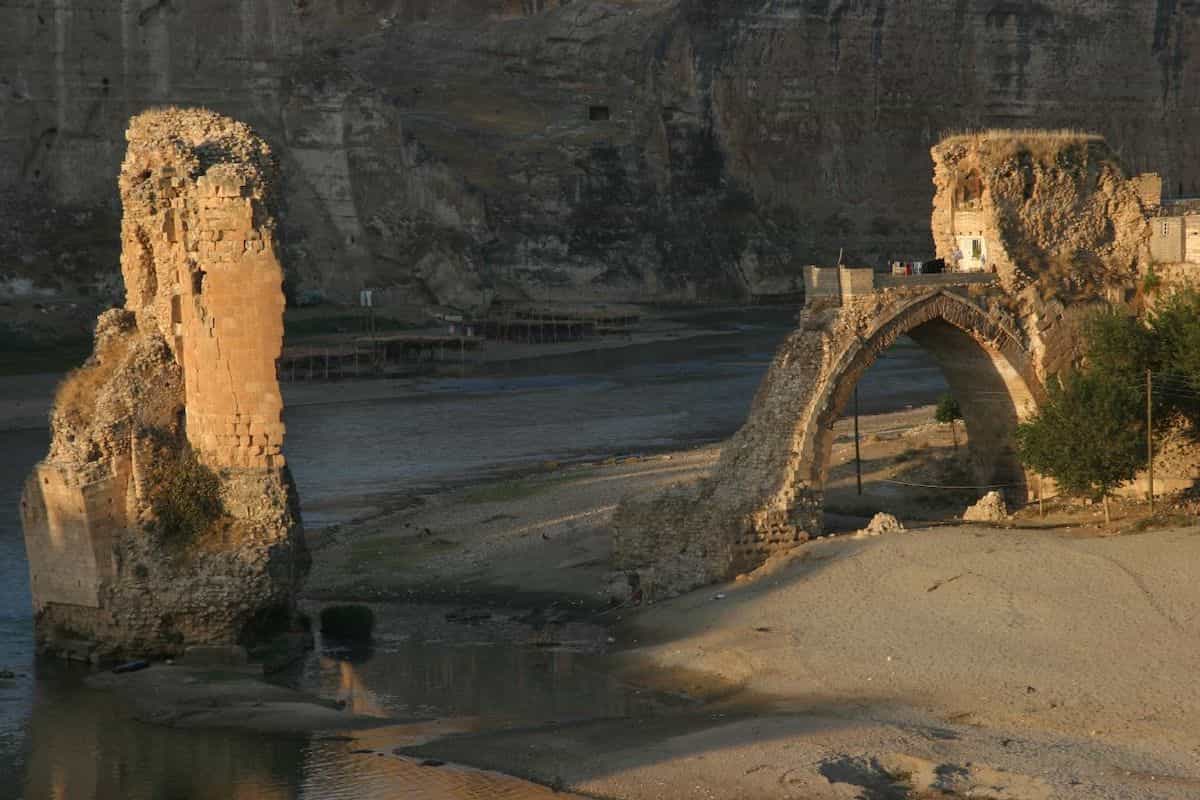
[1149,289,1200,426]
[935,393,963,449]
[1015,370,1144,524]
[1083,308,1156,381]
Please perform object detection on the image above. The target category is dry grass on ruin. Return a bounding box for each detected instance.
[54,336,131,426]
[935,128,1109,163]
[937,128,1104,147]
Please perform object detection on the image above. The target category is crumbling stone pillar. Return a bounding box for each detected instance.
[21,108,307,660]
[120,115,287,471]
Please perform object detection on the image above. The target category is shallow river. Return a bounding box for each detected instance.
[0,310,946,798]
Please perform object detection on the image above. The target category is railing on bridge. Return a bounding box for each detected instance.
[874,271,997,289]
[803,265,996,304]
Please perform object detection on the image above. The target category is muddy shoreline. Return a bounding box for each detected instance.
[299,406,1200,800]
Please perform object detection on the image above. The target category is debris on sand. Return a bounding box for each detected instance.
[963,491,1009,522]
[853,513,906,538]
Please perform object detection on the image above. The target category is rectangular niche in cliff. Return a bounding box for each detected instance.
[589,105,610,122]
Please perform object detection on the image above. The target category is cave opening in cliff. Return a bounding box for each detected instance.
[955,171,984,210]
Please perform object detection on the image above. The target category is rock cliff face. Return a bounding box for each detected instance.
[19,108,307,659]
[4,2,1200,310]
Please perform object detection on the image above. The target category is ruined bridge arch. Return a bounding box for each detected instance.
[612,280,1044,595]
[797,289,1042,516]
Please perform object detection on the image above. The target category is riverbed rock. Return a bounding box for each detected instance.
[19,108,308,660]
[963,492,1010,523]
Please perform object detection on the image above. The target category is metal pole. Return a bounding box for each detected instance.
[854,386,863,496]
[1147,368,1155,513]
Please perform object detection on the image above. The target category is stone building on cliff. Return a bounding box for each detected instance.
[19,108,307,660]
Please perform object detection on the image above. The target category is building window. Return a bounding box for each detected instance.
[971,239,983,259]
[588,105,610,122]
[1162,222,1171,237]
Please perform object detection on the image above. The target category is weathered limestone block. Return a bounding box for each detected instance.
[853,513,905,538]
[20,108,307,659]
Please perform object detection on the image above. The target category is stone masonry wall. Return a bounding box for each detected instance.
[119,113,287,471]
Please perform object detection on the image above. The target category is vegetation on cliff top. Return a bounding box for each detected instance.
[935,129,1107,162]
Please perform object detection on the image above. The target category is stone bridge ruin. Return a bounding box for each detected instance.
[20,108,307,659]
[614,130,1175,597]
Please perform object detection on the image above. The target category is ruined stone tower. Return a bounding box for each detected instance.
[20,108,307,659]
[120,111,288,472]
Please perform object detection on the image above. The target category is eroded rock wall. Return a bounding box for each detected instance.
[6,2,1200,312]
[930,131,1155,380]
[20,108,306,659]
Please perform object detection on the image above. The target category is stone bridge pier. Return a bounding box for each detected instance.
[612,267,1044,596]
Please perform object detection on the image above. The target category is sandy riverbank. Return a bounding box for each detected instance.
[304,403,1200,799]
[11,315,1199,798]
[394,521,1200,799]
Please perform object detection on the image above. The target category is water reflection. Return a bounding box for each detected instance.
[313,639,669,727]
[21,664,299,800]
[19,660,584,800]
[299,732,584,799]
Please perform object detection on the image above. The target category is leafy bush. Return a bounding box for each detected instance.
[152,449,222,541]
[1142,268,1162,296]
[1084,308,1155,380]
[1016,370,1144,522]
[1083,294,1200,426]
[319,605,375,641]
[1014,293,1200,520]
[935,393,963,449]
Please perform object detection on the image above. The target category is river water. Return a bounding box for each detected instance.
[0,310,946,799]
